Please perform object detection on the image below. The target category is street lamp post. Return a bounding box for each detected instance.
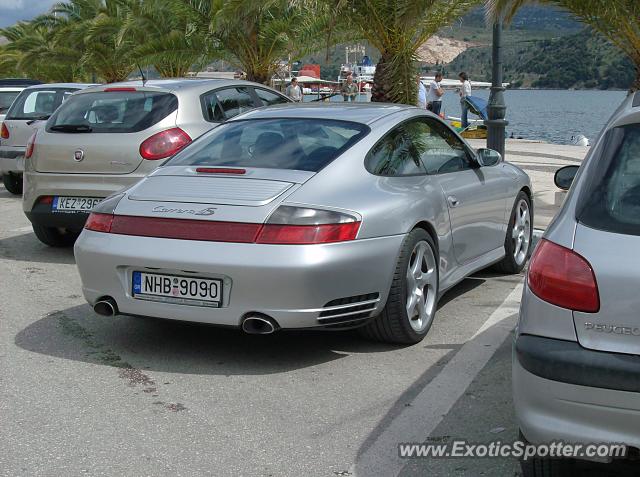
[485,21,508,157]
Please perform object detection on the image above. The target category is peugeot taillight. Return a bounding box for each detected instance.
[1,122,9,139]
[25,131,37,159]
[528,239,599,313]
[139,128,191,160]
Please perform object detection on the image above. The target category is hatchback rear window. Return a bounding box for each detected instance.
[6,88,76,120]
[47,91,178,133]
[0,91,20,114]
[577,123,640,235]
[166,118,369,172]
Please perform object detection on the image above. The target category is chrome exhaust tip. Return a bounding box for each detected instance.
[94,298,118,317]
[241,315,278,335]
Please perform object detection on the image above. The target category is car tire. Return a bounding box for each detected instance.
[360,228,439,345]
[32,224,79,247]
[494,191,532,274]
[2,173,22,195]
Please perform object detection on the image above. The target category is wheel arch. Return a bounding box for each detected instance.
[411,220,439,255]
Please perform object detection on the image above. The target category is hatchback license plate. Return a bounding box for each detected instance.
[53,196,101,212]
[132,271,222,306]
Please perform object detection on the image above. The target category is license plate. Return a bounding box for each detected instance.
[132,271,222,307]
[52,196,102,213]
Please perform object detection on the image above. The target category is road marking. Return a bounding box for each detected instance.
[351,282,523,477]
[10,226,33,233]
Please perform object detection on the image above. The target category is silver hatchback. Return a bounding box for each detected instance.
[514,91,640,475]
[0,83,96,194]
[22,78,290,246]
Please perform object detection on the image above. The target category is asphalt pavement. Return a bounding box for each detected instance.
[0,142,607,477]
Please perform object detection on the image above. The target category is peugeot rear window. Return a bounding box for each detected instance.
[166,118,369,172]
[577,123,640,235]
[6,88,76,120]
[0,91,20,114]
[47,91,178,133]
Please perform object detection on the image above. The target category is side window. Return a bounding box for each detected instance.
[416,119,474,174]
[201,91,226,122]
[254,88,289,106]
[365,121,428,176]
[215,87,256,119]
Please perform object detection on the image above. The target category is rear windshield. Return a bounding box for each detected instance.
[0,91,20,114]
[577,123,640,235]
[47,91,178,133]
[166,118,369,172]
[6,88,77,120]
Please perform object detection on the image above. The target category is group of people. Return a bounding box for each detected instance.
[284,70,473,129]
[417,71,472,128]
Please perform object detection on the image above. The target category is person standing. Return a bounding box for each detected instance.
[416,74,427,109]
[458,72,472,128]
[286,77,303,102]
[341,75,358,101]
[426,72,444,115]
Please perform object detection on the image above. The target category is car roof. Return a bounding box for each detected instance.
[230,102,415,125]
[22,83,98,91]
[81,78,275,95]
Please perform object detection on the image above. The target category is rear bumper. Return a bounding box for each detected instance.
[0,146,24,174]
[25,202,90,231]
[513,334,640,448]
[23,170,144,213]
[74,229,404,329]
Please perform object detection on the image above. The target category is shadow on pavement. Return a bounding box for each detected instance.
[14,303,405,376]
[0,231,76,265]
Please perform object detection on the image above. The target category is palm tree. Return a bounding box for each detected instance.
[330,0,483,104]
[49,0,136,83]
[486,0,640,91]
[0,20,82,82]
[172,0,335,84]
[120,0,210,78]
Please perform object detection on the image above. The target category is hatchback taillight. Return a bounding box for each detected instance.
[528,239,599,312]
[1,122,9,139]
[139,127,191,160]
[25,131,37,159]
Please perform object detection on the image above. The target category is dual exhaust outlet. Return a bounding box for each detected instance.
[93,298,278,335]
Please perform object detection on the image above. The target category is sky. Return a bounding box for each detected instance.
[0,0,58,28]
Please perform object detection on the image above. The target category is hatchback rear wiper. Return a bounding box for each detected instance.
[26,115,50,125]
[49,124,93,133]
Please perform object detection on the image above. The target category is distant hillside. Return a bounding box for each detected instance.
[441,28,634,90]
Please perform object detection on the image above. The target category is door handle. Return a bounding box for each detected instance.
[447,196,459,208]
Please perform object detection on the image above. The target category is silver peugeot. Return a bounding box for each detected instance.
[74,103,532,344]
[514,91,640,475]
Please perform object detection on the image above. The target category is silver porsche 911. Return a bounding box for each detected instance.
[74,103,532,344]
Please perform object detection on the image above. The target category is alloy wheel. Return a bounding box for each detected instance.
[405,241,438,333]
[512,199,531,266]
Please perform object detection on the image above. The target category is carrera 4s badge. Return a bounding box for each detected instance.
[152,206,217,216]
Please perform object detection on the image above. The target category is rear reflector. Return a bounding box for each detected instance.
[140,127,191,160]
[38,195,54,205]
[196,167,246,174]
[528,239,600,313]
[104,87,137,92]
[256,223,360,244]
[1,122,8,139]
[84,214,361,244]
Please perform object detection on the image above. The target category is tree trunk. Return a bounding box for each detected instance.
[245,70,271,85]
[371,50,417,105]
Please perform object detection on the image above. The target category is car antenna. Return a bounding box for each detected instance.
[137,63,147,86]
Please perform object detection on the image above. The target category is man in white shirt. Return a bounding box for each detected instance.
[458,71,472,128]
[286,77,302,102]
[417,75,427,109]
[426,72,444,115]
